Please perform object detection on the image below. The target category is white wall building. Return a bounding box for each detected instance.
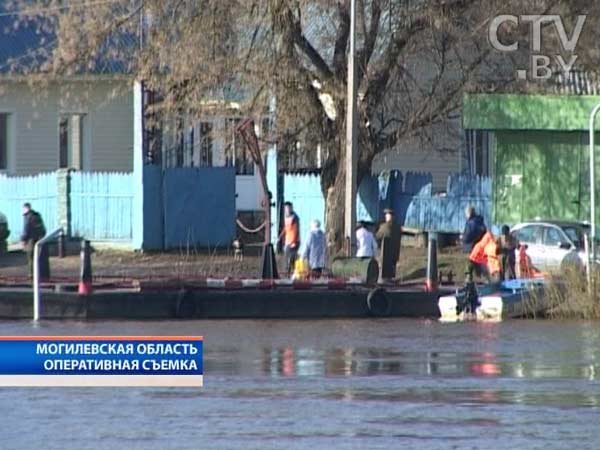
[0,78,134,175]
[158,114,266,212]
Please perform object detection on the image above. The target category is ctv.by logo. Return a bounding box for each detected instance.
[489,15,587,81]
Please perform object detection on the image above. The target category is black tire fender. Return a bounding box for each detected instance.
[367,287,391,317]
[176,289,196,319]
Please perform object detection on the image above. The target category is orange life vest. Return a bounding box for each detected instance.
[469,231,494,265]
[284,214,300,247]
[517,246,544,279]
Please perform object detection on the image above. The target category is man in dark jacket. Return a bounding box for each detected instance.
[462,206,486,253]
[497,224,517,280]
[0,211,9,254]
[21,203,46,276]
[376,208,402,281]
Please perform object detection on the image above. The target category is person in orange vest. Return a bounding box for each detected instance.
[484,235,501,280]
[516,244,544,278]
[468,230,500,282]
[517,244,532,278]
[279,201,301,277]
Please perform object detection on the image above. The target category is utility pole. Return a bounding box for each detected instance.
[344,0,358,257]
[588,103,600,288]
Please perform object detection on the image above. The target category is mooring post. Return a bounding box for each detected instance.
[261,243,279,280]
[37,243,50,282]
[57,229,66,258]
[425,232,438,292]
[78,240,93,295]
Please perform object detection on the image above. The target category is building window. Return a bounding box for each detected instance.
[224,118,239,169]
[143,88,163,165]
[199,122,213,167]
[225,118,254,175]
[0,113,8,170]
[59,114,85,170]
[261,117,271,140]
[59,117,68,168]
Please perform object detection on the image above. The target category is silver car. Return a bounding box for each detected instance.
[510,221,591,272]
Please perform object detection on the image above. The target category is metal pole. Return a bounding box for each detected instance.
[584,232,591,291]
[33,243,40,322]
[588,103,600,286]
[344,0,358,257]
[32,228,63,322]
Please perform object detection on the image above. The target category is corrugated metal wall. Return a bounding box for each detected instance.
[70,172,134,241]
[0,172,58,243]
[494,130,599,226]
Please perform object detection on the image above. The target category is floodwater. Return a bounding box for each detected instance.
[2,319,600,450]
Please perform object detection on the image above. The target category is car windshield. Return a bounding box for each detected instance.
[562,226,585,249]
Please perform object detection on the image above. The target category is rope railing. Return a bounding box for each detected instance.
[235,219,267,234]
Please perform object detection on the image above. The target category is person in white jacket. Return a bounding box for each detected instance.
[356,221,378,258]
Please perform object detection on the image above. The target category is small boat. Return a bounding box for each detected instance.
[438,278,548,322]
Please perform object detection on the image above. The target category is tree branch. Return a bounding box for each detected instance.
[357,0,381,86]
[364,16,428,114]
[293,31,334,79]
[332,0,350,78]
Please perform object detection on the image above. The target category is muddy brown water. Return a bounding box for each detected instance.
[2,319,599,449]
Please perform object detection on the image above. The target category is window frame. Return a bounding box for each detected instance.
[225,117,255,176]
[58,113,86,170]
[543,226,566,247]
[199,121,213,168]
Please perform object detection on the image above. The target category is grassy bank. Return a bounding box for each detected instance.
[541,269,600,320]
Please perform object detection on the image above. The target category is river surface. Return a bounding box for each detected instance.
[2,319,600,450]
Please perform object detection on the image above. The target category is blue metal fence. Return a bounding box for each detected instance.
[403,174,492,232]
[281,171,492,235]
[161,167,236,248]
[0,172,58,243]
[70,172,134,241]
[1,167,236,249]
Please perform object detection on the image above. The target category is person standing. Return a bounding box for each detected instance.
[0,211,9,255]
[302,219,327,278]
[279,201,300,277]
[20,203,46,276]
[356,221,378,258]
[497,225,517,280]
[462,206,486,253]
[467,230,499,283]
[376,208,402,280]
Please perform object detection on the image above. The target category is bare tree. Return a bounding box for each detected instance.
[8,0,597,252]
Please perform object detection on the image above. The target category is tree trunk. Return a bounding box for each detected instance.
[321,124,374,256]
[324,165,347,257]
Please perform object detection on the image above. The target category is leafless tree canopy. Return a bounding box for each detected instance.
[8,0,599,250]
